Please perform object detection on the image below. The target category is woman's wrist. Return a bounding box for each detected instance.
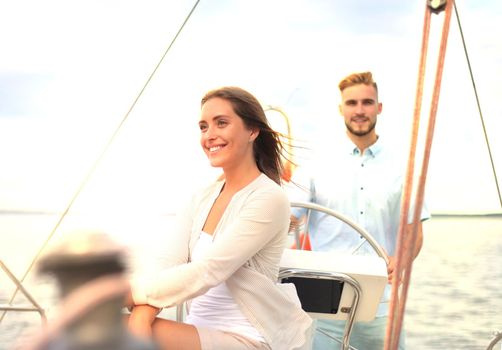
[130,304,160,324]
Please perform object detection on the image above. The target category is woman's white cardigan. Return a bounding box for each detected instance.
[131,174,313,349]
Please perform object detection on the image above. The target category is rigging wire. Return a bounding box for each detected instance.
[453,2,502,209]
[0,0,201,323]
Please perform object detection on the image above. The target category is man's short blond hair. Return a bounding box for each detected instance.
[338,71,378,94]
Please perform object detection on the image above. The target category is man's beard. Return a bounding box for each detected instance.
[345,119,376,137]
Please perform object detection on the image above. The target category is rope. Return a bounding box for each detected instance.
[0,0,201,323]
[0,260,46,323]
[454,2,502,209]
[385,0,455,348]
[385,1,432,346]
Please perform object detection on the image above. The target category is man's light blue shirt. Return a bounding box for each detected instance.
[288,136,430,316]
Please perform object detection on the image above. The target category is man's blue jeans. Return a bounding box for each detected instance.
[313,318,405,350]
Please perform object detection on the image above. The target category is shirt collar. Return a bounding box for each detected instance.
[343,135,383,157]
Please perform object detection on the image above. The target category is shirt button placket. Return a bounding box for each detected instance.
[359,159,366,228]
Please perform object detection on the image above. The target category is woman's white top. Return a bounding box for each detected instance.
[185,232,265,343]
[131,174,313,349]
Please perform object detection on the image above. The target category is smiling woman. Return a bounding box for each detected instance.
[199,87,287,184]
[198,98,258,172]
[126,86,313,350]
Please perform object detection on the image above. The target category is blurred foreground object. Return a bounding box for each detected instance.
[21,230,157,350]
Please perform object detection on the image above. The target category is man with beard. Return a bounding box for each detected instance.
[288,71,429,349]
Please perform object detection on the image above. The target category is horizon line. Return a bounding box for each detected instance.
[1,209,502,217]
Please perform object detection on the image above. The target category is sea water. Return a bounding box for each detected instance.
[1,213,501,349]
[407,215,502,349]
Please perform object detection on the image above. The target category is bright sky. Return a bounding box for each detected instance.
[1,0,501,214]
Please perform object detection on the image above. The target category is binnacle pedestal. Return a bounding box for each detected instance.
[33,230,158,350]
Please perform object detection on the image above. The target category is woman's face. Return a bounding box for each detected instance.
[199,97,257,170]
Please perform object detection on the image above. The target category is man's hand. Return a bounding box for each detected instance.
[289,215,303,233]
[387,222,424,284]
[387,255,396,284]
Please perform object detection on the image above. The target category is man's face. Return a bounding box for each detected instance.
[339,84,382,137]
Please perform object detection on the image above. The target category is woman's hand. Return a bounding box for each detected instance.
[127,304,160,340]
